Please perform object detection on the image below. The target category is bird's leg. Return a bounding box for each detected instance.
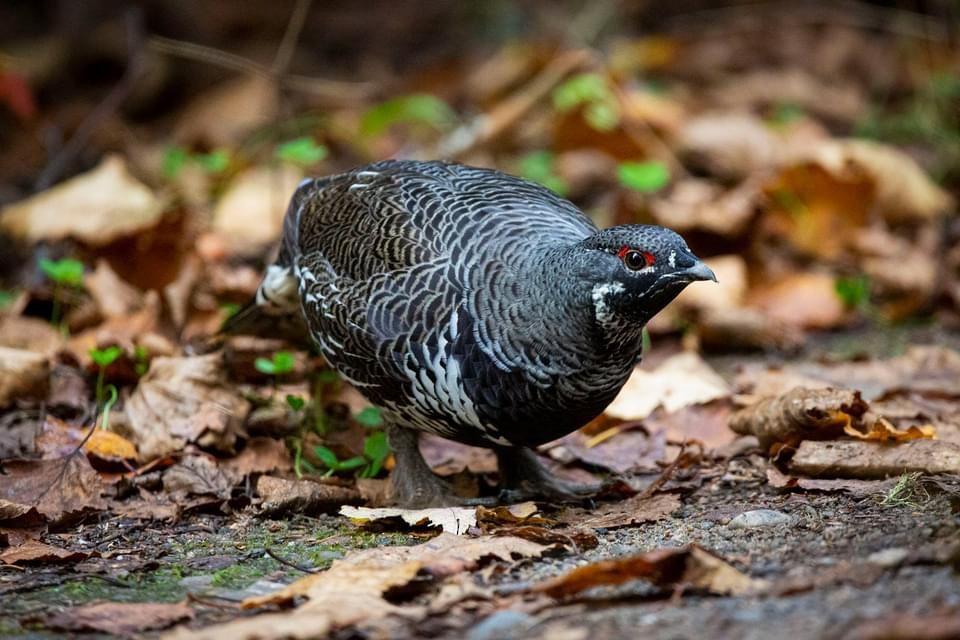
[495,446,601,504]
[387,425,459,508]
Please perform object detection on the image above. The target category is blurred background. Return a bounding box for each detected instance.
[1,0,958,355]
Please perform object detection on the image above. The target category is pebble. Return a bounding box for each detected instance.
[468,611,534,640]
[728,509,794,529]
[867,547,909,568]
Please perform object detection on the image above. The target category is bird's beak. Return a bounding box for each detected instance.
[681,260,718,283]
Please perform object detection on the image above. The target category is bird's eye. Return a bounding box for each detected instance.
[617,247,654,271]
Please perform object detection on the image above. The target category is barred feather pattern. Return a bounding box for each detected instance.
[273,161,654,447]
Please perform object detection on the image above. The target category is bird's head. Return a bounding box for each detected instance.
[574,225,716,344]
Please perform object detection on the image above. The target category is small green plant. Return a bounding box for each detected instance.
[255,351,296,376]
[311,430,390,479]
[552,73,620,131]
[312,445,367,477]
[161,145,232,179]
[360,94,457,137]
[275,137,328,167]
[39,257,84,329]
[835,275,871,311]
[286,394,306,412]
[518,150,568,196]
[881,472,929,509]
[767,102,805,127]
[355,406,383,429]
[98,384,118,431]
[310,369,341,435]
[617,160,670,193]
[133,345,150,377]
[89,345,123,407]
[0,290,16,310]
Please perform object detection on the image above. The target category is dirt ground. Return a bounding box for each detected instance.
[3,328,958,640]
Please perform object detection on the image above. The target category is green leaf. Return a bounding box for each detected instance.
[835,275,871,310]
[275,137,328,166]
[768,102,805,127]
[337,456,367,471]
[363,431,390,463]
[89,345,123,367]
[271,351,296,374]
[313,445,340,469]
[617,161,670,193]
[254,357,276,375]
[39,258,85,287]
[518,151,568,196]
[355,406,383,429]
[0,291,16,310]
[584,100,620,131]
[361,94,456,137]
[286,394,306,411]
[195,149,230,174]
[552,73,609,112]
[220,302,241,319]
[161,146,189,179]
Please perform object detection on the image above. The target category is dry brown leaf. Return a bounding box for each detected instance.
[534,544,767,599]
[165,611,330,640]
[222,437,292,479]
[788,439,960,479]
[0,346,48,407]
[212,165,304,250]
[0,155,165,245]
[256,475,362,515]
[476,501,543,526]
[543,428,665,474]
[643,400,737,451]
[48,601,193,635]
[84,430,138,463]
[0,315,64,354]
[162,455,234,498]
[341,505,478,535]
[806,139,954,222]
[843,417,935,443]
[174,75,276,147]
[677,112,780,180]
[766,467,899,497]
[0,456,107,525]
[606,352,729,421]
[168,533,547,639]
[420,433,499,476]
[84,259,144,319]
[649,178,758,238]
[748,272,848,331]
[122,353,249,459]
[0,539,91,565]
[579,493,681,530]
[729,387,869,449]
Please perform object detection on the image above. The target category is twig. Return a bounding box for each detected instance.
[265,546,319,574]
[35,9,145,190]
[146,35,371,103]
[272,0,313,76]
[437,48,593,159]
[636,441,697,500]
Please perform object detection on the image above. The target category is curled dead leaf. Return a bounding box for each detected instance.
[534,544,767,599]
[340,505,478,535]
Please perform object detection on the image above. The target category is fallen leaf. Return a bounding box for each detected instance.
[0,155,165,245]
[0,539,91,565]
[495,526,599,550]
[805,138,954,222]
[83,430,138,464]
[222,437,292,480]
[544,428,665,474]
[0,456,107,525]
[123,353,249,459]
[0,315,64,354]
[649,178,758,238]
[606,352,730,421]
[534,544,767,598]
[84,259,144,319]
[212,165,304,250]
[256,475,361,515]
[174,75,276,148]
[677,112,780,180]
[749,272,848,330]
[843,417,935,443]
[0,346,49,407]
[579,493,681,529]
[420,433,499,476]
[729,387,869,449]
[766,467,899,497]
[163,455,234,498]
[244,532,545,614]
[341,505,478,535]
[476,502,545,526]
[642,400,737,451]
[788,439,960,479]
[165,611,330,640]
[47,601,193,635]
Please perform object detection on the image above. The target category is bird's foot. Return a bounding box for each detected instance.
[496,447,602,505]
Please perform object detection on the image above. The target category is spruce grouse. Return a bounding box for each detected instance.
[227,160,716,506]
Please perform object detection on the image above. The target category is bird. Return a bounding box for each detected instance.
[225,160,716,507]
